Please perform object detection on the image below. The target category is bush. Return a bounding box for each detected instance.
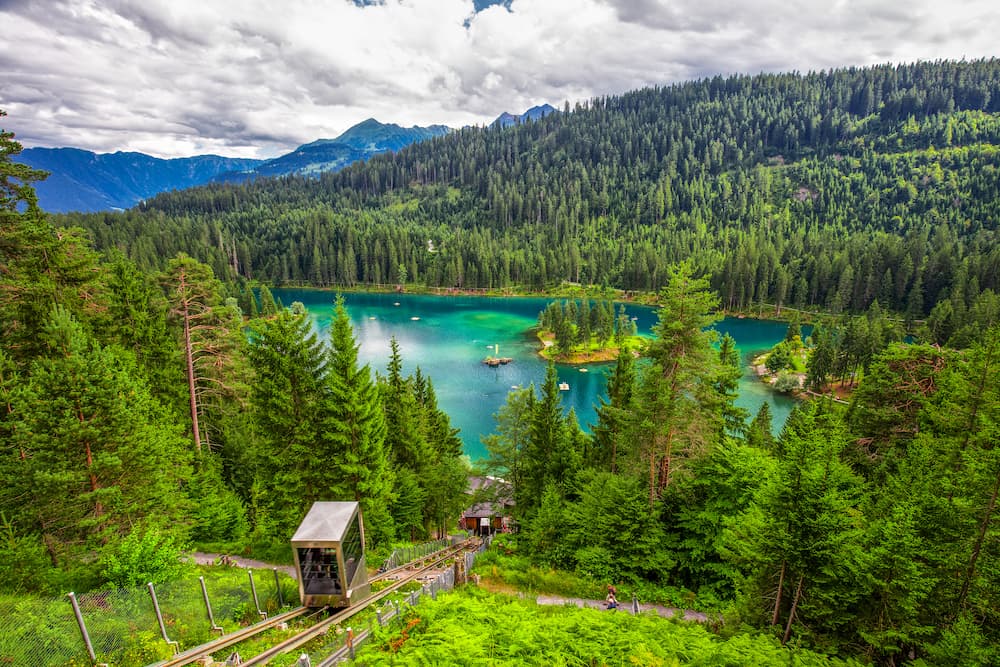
[101,526,188,588]
[765,343,792,373]
[774,371,802,393]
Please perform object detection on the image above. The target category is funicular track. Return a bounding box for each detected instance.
[154,539,476,667]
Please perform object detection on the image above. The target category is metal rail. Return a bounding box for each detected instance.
[241,540,475,666]
[151,539,473,667]
[155,606,312,667]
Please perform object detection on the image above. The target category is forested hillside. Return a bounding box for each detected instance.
[59,60,1000,341]
[5,60,1000,665]
[0,114,468,597]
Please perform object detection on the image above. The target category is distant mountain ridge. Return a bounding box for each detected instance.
[223,119,451,181]
[21,119,453,212]
[492,104,558,128]
[19,148,262,213]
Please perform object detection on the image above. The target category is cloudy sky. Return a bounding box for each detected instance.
[2,0,998,159]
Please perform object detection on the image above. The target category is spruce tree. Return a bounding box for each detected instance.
[246,306,329,534]
[327,296,394,545]
[8,307,191,565]
[629,263,725,505]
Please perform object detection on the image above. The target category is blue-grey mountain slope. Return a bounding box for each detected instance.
[492,104,558,128]
[19,148,263,213]
[225,119,451,180]
[23,119,452,213]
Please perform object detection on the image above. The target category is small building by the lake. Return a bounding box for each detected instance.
[461,476,515,536]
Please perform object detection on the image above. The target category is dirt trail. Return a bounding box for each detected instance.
[188,552,297,579]
[534,594,710,622]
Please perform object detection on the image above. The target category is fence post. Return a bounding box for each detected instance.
[147,583,179,654]
[274,568,284,608]
[632,593,639,615]
[199,576,224,635]
[67,592,96,664]
[347,627,355,659]
[376,608,384,627]
[248,569,267,619]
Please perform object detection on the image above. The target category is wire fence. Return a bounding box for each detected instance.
[0,567,298,667]
[2,538,477,667]
[379,537,452,572]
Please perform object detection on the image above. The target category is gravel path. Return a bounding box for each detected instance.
[188,552,297,579]
[534,594,710,622]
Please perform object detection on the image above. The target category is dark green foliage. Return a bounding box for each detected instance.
[565,471,673,583]
[246,306,331,534]
[765,342,792,373]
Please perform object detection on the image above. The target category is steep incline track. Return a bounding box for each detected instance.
[153,539,475,667]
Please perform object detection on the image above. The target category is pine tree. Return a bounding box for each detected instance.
[717,333,749,435]
[592,345,636,472]
[0,118,103,365]
[6,307,191,565]
[246,306,329,534]
[161,254,243,453]
[629,263,725,505]
[521,362,571,517]
[327,296,394,545]
[725,401,866,645]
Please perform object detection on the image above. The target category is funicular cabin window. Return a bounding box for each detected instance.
[342,515,363,583]
[298,547,341,595]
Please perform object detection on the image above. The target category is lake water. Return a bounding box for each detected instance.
[273,290,798,461]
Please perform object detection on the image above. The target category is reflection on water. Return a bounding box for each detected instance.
[275,290,799,461]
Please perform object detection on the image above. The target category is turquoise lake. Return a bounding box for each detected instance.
[273,290,798,461]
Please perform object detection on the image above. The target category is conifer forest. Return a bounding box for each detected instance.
[3,59,1000,664]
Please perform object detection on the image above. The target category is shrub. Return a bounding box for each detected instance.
[774,371,802,393]
[101,526,188,588]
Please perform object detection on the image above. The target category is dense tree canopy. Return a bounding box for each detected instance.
[55,60,1000,343]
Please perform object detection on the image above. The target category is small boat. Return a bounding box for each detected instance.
[393,302,400,306]
[558,382,570,391]
[411,316,420,321]
[579,368,588,372]
[369,316,376,320]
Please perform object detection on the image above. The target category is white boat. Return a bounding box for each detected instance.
[558,382,570,391]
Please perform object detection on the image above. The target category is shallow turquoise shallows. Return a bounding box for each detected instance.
[273,290,798,461]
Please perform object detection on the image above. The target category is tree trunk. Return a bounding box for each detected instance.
[182,296,202,454]
[77,401,103,518]
[956,467,1000,612]
[771,560,786,626]
[648,444,657,508]
[782,574,805,645]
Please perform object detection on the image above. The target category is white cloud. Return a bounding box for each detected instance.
[1,0,997,158]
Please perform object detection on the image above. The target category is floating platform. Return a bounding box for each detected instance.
[483,357,513,367]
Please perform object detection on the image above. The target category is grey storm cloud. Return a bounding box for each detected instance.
[1,0,998,159]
